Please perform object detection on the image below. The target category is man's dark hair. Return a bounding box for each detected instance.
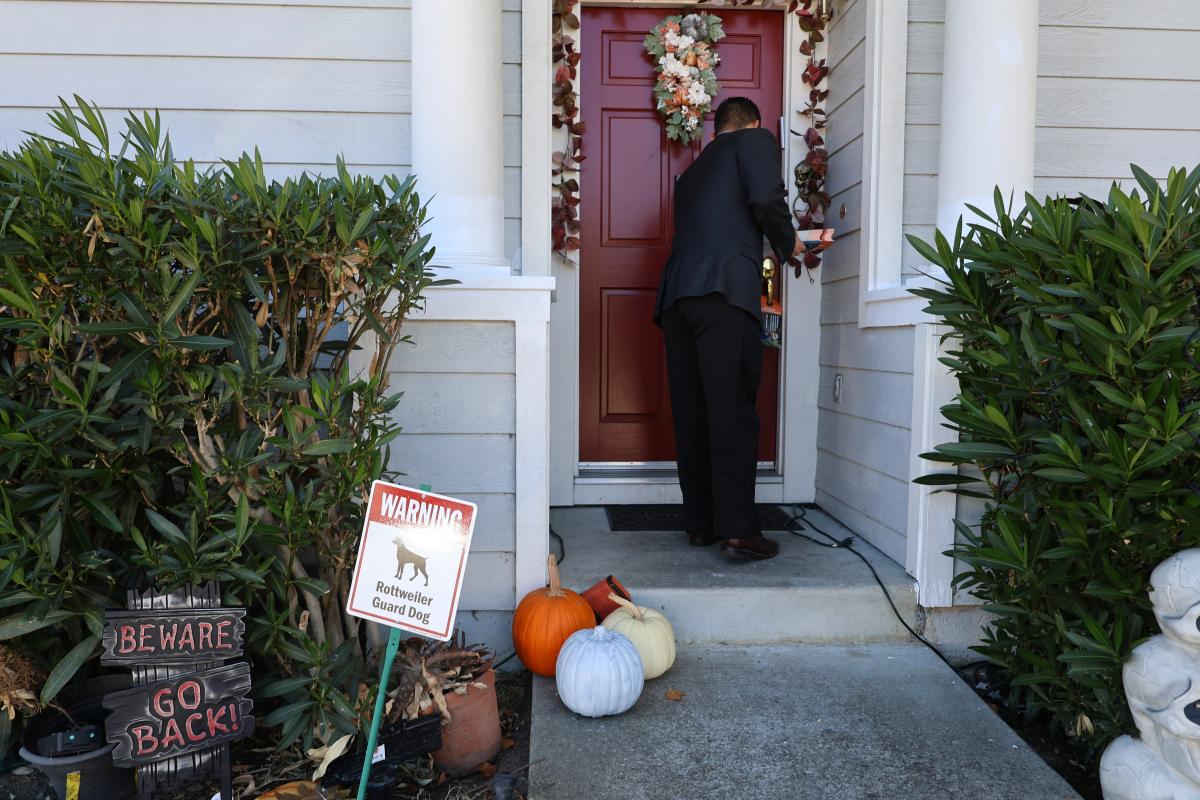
[714,97,762,133]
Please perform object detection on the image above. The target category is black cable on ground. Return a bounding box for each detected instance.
[786,504,969,677]
[550,527,565,566]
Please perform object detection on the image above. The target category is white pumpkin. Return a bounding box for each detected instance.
[554,625,644,718]
[601,593,676,679]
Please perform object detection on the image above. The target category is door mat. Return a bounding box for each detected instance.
[605,504,795,532]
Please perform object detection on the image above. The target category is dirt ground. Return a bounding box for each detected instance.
[0,671,533,800]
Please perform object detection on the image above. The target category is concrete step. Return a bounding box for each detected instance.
[550,506,920,644]
[529,643,1081,800]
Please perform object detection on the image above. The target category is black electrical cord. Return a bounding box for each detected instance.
[550,526,565,566]
[786,504,971,678]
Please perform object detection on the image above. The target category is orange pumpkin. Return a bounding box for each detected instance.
[512,554,594,677]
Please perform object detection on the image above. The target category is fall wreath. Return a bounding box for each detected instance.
[644,13,725,145]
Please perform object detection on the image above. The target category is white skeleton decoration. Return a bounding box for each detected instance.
[1101,550,1200,799]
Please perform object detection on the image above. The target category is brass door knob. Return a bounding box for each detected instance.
[761,257,777,306]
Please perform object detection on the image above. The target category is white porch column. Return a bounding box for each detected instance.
[935,0,1039,234]
[412,0,509,274]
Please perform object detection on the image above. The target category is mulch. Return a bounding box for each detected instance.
[0,670,533,800]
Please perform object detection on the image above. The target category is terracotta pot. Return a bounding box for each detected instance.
[580,576,630,622]
[432,669,501,776]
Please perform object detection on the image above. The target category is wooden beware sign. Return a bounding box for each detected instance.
[103,663,254,764]
[102,582,253,800]
[347,481,477,641]
[102,609,246,665]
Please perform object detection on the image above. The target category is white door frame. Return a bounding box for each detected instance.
[533,1,821,506]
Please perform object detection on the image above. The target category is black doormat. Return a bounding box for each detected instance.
[605,504,794,532]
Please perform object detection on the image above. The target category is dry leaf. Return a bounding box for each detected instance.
[258,781,325,799]
[311,733,353,781]
[298,610,310,632]
[478,762,498,779]
[437,771,449,786]
[665,688,686,701]
[501,737,515,751]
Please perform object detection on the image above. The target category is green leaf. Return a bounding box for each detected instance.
[259,676,313,699]
[76,321,151,336]
[934,442,1016,460]
[80,495,124,533]
[0,288,34,315]
[302,439,353,457]
[163,269,202,321]
[263,699,315,728]
[40,634,101,705]
[144,509,186,543]
[1032,468,1089,483]
[0,609,74,640]
[170,335,234,351]
[913,473,981,486]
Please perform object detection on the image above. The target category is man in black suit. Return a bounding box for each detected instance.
[654,96,801,562]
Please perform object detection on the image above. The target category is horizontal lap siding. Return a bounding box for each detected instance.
[904,0,1200,277]
[0,0,525,267]
[818,0,914,566]
[388,320,518,612]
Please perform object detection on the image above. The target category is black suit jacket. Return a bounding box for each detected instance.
[654,127,794,324]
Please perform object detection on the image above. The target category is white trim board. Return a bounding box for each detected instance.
[904,322,958,607]
[857,0,913,329]
[521,0,553,278]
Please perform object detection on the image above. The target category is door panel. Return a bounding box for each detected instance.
[579,7,784,464]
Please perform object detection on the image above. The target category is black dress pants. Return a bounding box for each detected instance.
[660,293,762,541]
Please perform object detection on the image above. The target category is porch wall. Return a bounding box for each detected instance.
[903,0,1200,277]
[378,278,554,655]
[0,0,525,269]
[817,0,916,566]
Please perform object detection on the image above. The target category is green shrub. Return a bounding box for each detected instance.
[0,99,438,751]
[911,167,1200,757]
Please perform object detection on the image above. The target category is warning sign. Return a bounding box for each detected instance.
[347,481,477,641]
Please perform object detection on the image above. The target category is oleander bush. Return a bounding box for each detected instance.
[911,166,1200,760]
[0,99,437,753]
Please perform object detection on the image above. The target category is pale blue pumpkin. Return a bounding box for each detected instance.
[554,625,645,717]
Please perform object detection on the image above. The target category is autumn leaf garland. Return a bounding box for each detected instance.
[552,0,583,257]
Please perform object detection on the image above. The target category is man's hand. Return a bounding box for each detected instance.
[792,232,805,257]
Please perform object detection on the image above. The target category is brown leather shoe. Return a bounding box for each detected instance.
[688,531,722,547]
[721,535,780,561]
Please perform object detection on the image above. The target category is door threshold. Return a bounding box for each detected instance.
[577,467,782,484]
[573,468,784,505]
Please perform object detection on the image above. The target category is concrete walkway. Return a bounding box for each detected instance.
[529,507,1080,800]
[529,643,1081,800]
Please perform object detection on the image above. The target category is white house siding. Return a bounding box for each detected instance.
[903,0,1200,276]
[0,0,525,268]
[818,0,915,565]
[386,319,519,652]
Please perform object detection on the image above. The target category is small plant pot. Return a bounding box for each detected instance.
[580,576,631,622]
[19,675,135,800]
[432,669,501,776]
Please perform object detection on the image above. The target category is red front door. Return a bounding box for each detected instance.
[579,7,785,464]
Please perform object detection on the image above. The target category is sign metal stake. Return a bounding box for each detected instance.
[356,625,403,800]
